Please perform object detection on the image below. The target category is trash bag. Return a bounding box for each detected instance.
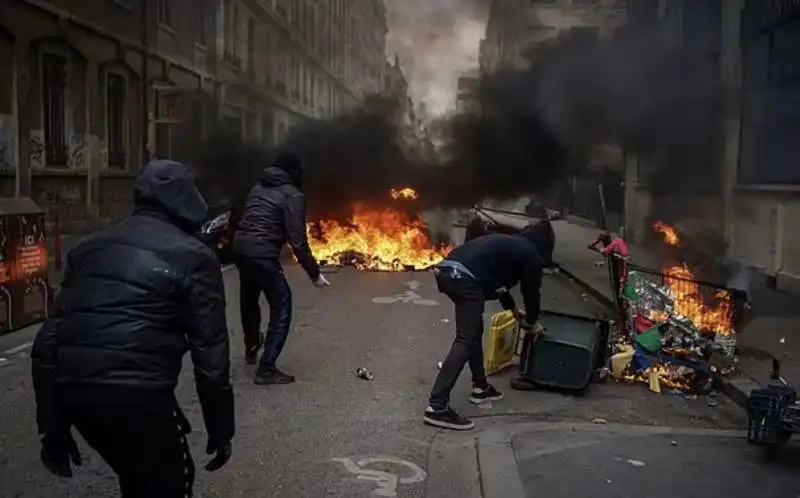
[485,310,521,375]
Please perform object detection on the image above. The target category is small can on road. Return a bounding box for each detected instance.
[356,368,374,380]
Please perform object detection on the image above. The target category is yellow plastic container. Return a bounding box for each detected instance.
[484,310,521,375]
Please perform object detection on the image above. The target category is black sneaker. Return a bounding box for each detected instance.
[254,368,295,385]
[469,384,504,404]
[423,407,474,430]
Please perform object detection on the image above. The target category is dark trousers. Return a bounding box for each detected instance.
[429,273,488,410]
[65,391,194,497]
[235,256,293,371]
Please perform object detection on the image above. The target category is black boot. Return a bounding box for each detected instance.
[254,367,295,385]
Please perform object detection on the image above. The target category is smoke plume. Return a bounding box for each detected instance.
[384,0,488,115]
[196,25,721,221]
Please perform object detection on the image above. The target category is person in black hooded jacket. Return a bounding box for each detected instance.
[423,226,546,431]
[233,151,330,385]
[31,160,234,496]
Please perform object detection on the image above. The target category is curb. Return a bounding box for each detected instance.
[554,261,615,311]
[554,259,758,410]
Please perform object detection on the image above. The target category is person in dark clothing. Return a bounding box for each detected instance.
[464,211,487,242]
[424,227,546,430]
[233,152,330,384]
[31,160,235,497]
[526,217,555,268]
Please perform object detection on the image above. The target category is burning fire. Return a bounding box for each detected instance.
[652,221,734,335]
[390,187,418,200]
[306,188,450,271]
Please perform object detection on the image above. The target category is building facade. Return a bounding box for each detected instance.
[480,0,628,74]
[0,0,387,233]
[455,71,479,115]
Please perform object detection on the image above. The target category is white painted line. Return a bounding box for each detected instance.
[333,455,427,497]
[3,342,32,355]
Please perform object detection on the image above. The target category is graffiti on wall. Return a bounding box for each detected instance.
[67,134,87,169]
[0,114,14,169]
[29,130,44,168]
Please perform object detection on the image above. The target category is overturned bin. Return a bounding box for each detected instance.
[0,197,50,334]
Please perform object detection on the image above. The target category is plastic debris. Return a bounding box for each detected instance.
[670,440,678,447]
[355,368,374,381]
[780,337,786,344]
[592,417,608,424]
[627,459,646,467]
[605,479,612,484]
[437,362,443,369]
[441,318,450,323]
[594,261,605,267]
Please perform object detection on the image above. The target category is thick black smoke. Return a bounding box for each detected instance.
[195,27,721,219]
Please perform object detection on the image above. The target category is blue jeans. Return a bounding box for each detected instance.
[235,256,292,371]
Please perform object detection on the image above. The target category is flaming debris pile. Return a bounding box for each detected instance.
[306,188,451,271]
[609,222,739,395]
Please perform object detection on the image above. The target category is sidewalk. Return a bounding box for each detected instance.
[473,422,797,498]
[551,219,800,406]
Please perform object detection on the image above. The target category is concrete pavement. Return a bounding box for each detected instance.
[457,422,799,498]
[0,260,750,497]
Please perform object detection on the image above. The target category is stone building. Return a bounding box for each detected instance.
[623,0,800,295]
[480,0,628,74]
[455,71,479,115]
[0,0,388,234]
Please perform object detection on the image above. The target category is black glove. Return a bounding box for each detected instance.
[40,430,82,478]
[204,440,232,471]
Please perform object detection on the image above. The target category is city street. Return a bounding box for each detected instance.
[0,264,769,497]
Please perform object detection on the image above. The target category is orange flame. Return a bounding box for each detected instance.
[306,199,451,271]
[650,222,734,335]
[390,187,418,200]
[654,221,679,246]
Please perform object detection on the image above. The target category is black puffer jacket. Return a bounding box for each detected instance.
[234,159,320,280]
[31,160,234,447]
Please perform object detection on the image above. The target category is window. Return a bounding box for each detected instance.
[196,3,208,46]
[157,0,172,27]
[247,19,255,75]
[41,54,67,167]
[106,74,127,169]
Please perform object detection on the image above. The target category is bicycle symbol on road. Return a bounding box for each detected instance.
[371,280,438,306]
[332,455,428,497]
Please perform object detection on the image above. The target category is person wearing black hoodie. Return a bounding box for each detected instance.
[31,160,234,496]
[233,152,330,385]
[423,226,546,430]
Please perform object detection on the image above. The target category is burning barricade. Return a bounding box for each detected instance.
[306,188,451,271]
[607,222,747,396]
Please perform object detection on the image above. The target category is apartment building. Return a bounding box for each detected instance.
[0,0,389,231]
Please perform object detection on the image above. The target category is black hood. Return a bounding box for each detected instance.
[134,160,208,233]
[260,166,296,188]
[265,151,303,188]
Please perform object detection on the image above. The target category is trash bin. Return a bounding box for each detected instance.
[0,197,50,334]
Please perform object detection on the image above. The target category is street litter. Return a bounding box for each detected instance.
[440,318,449,324]
[670,440,678,447]
[594,261,605,267]
[592,417,607,424]
[437,362,443,369]
[355,368,374,380]
[627,459,646,467]
[606,268,739,396]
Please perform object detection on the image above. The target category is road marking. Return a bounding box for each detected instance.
[3,342,32,355]
[372,290,438,306]
[406,280,422,290]
[333,456,427,497]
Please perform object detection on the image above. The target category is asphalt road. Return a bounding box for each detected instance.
[0,265,750,497]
